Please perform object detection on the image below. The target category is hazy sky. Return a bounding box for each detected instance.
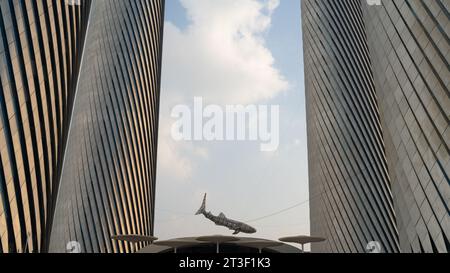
[155,0,309,242]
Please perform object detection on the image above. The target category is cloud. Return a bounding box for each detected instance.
[157,135,193,181]
[157,0,289,182]
[157,116,209,182]
[161,0,289,105]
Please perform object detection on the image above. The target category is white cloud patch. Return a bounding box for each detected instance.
[162,0,288,105]
[157,114,209,182]
[157,0,289,182]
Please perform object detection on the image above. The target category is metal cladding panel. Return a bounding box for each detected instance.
[48,0,164,253]
[0,0,91,253]
[363,0,449,253]
[302,0,400,253]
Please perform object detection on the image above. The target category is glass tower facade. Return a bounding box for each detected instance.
[303,0,449,253]
[0,0,164,253]
[363,0,449,253]
[302,0,400,253]
[0,0,92,253]
[48,0,164,253]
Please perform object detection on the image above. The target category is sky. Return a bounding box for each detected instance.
[154,0,308,243]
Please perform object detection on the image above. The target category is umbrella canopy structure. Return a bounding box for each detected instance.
[111,235,159,253]
[279,236,326,251]
[137,236,302,253]
[111,235,158,243]
[153,239,206,253]
[197,235,240,253]
[236,240,284,254]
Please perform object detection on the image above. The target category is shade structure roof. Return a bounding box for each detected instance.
[236,240,284,249]
[111,235,158,243]
[137,236,301,253]
[279,236,326,245]
[153,239,204,248]
[196,235,240,244]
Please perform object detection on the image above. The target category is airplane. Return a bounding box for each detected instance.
[195,193,257,235]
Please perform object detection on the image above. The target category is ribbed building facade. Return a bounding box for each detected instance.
[0,0,92,253]
[363,0,449,253]
[302,0,400,253]
[303,0,449,253]
[0,0,164,253]
[48,0,164,253]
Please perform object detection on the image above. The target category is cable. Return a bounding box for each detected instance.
[155,198,310,224]
[245,199,309,223]
[245,180,346,223]
[155,179,345,224]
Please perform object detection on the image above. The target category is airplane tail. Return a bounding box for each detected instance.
[195,193,207,215]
